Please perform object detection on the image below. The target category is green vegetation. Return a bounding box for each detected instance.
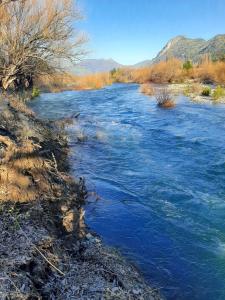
[201,87,211,96]
[183,60,193,71]
[212,85,225,100]
[31,87,40,98]
[110,68,118,77]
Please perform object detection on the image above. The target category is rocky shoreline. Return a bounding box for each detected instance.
[140,82,225,104]
[0,96,161,300]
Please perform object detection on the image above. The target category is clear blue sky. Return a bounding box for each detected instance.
[76,0,225,65]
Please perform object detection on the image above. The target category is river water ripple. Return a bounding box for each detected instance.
[30,84,225,300]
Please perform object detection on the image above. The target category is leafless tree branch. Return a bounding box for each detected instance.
[0,0,86,90]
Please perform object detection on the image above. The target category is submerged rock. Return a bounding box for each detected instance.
[77,132,88,142]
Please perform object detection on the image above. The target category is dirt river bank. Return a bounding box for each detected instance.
[0,96,161,300]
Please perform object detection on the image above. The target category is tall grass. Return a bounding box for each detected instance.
[113,58,225,86]
[36,72,112,92]
[36,58,225,93]
[76,73,112,90]
[192,59,225,84]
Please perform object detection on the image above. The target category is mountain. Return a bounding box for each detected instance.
[152,34,225,63]
[73,59,123,75]
[152,35,206,63]
[133,60,152,68]
[198,34,225,59]
[71,34,225,75]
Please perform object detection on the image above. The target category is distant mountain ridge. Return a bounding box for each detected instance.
[73,34,225,74]
[74,59,122,75]
[133,60,152,68]
[152,34,225,63]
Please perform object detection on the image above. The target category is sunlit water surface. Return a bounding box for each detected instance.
[30,84,225,300]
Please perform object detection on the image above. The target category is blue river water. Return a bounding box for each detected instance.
[30,84,225,300]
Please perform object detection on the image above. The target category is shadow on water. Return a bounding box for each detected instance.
[30,83,225,300]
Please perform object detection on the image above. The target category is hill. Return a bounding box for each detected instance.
[152,34,225,63]
[71,35,225,74]
[73,58,123,75]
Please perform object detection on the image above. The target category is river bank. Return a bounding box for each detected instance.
[0,96,161,300]
[140,82,225,104]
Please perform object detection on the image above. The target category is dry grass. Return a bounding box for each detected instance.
[36,72,112,92]
[8,97,35,117]
[0,127,54,202]
[131,67,152,83]
[0,98,73,202]
[114,58,225,86]
[114,58,184,84]
[193,59,225,84]
[35,57,225,93]
[149,58,183,83]
[139,84,155,96]
[155,88,175,108]
[75,72,112,90]
[184,83,203,96]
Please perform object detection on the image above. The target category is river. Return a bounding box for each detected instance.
[30,83,225,300]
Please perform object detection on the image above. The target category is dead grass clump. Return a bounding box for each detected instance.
[155,88,175,108]
[8,98,35,117]
[150,58,183,83]
[0,99,72,203]
[184,83,203,96]
[192,58,225,84]
[112,58,184,85]
[212,62,225,84]
[140,84,155,96]
[131,67,152,83]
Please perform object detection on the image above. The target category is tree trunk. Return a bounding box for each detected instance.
[2,75,17,90]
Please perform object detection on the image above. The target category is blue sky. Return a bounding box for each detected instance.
[76,0,225,65]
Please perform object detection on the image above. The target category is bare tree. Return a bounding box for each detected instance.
[0,0,17,6]
[0,0,86,90]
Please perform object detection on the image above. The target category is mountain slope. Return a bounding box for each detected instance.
[133,60,152,68]
[152,35,206,63]
[152,34,225,63]
[73,59,123,75]
[71,34,225,74]
[199,34,225,59]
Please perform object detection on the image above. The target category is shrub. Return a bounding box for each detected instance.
[212,85,225,100]
[201,87,211,96]
[110,68,117,77]
[194,58,225,84]
[155,88,175,108]
[183,60,193,71]
[150,58,183,83]
[31,87,40,98]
